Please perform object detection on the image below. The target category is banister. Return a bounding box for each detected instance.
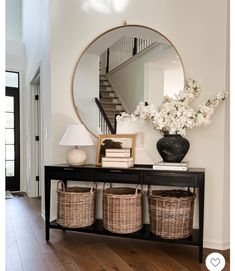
[95,97,115,134]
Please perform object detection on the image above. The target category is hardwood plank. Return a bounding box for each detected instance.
[103,238,162,271]
[58,236,106,271]
[15,197,102,271]
[204,248,230,264]
[87,242,135,271]
[5,203,23,271]
[43,241,81,271]
[10,214,51,271]
[151,243,230,271]
[7,197,68,271]
[105,237,190,271]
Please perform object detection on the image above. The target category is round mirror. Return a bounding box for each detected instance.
[72,25,185,136]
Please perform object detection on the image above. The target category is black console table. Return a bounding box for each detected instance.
[45,164,205,262]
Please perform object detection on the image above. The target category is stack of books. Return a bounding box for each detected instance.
[102,149,134,168]
[153,161,189,171]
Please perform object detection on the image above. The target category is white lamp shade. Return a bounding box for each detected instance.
[59,124,94,146]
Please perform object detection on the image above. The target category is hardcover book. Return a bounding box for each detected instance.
[102,157,133,162]
[152,165,188,171]
[105,152,131,158]
[105,148,131,153]
[105,148,131,158]
[101,160,134,168]
[155,161,189,167]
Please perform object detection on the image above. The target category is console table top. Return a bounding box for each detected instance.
[45,164,205,173]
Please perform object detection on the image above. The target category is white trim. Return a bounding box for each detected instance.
[29,66,44,197]
[204,239,230,250]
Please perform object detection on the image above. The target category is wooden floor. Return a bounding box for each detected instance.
[6,195,230,271]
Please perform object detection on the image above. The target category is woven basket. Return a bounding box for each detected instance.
[103,184,143,234]
[57,181,96,228]
[148,188,195,239]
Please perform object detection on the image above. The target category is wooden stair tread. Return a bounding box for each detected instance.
[100,96,118,100]
[100,90,115,93]
[104,108,124,112]
[101,102,122,105]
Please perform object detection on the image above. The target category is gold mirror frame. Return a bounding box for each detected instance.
[71,24,186,138]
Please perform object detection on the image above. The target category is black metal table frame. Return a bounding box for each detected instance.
[45,164,205,263]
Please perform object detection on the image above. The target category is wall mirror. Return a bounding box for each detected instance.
[72,25,185,136]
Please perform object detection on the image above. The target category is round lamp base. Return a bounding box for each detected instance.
[67,148,87,166]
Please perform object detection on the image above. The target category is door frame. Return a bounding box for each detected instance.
[5,72,20,191]
[30,67,43,197]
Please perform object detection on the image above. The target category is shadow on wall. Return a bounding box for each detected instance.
[52,113,98,164]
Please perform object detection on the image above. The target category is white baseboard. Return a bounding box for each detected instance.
[204,239,230,250]
[41,212,45,220]
[26,191,32,197]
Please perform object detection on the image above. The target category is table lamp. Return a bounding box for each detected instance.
[59,123,94,165]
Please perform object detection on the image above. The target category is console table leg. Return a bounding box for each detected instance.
[199,246,203,263]
[45,168,51,241]
[46,225,50,241]
[198,173,205,264]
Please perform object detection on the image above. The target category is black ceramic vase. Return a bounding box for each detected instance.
[156,134,190,163]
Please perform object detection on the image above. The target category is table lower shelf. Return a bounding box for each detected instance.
[50,219,200,246]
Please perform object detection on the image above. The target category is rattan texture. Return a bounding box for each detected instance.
[103,185,143,234]
[57,181,96,228]
[148,189,195,239]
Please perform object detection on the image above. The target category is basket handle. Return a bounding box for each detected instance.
[57,181,65,191]
[135,184,143,194]
[147,185,152,196]
[103,182,112,191]
[187,187,196,195]
[90,183,97,193]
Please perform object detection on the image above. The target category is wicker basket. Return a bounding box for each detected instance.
[57,181,96,228]
[148,188,195,239]
[103,184,143,234]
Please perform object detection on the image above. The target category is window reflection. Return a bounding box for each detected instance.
[82,0,129,13]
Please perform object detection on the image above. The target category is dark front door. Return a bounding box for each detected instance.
[5,72,20,191]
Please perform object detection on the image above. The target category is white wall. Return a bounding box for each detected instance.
[6,0,22,41]
[24,0,229,249]
[109,56,145,112]
[22,0,51,213]
[144,64,164,110]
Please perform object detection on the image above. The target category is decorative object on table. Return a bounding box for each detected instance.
[117,79,228,162]
[103,183,143,234]
[156,134,190,162]
[96,133,136,166]
[153,161,188,171]
[148,187,195,239]
[59,123,94,165]
[57,181,96,228]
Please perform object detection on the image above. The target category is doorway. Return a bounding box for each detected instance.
[5,71,20,191]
